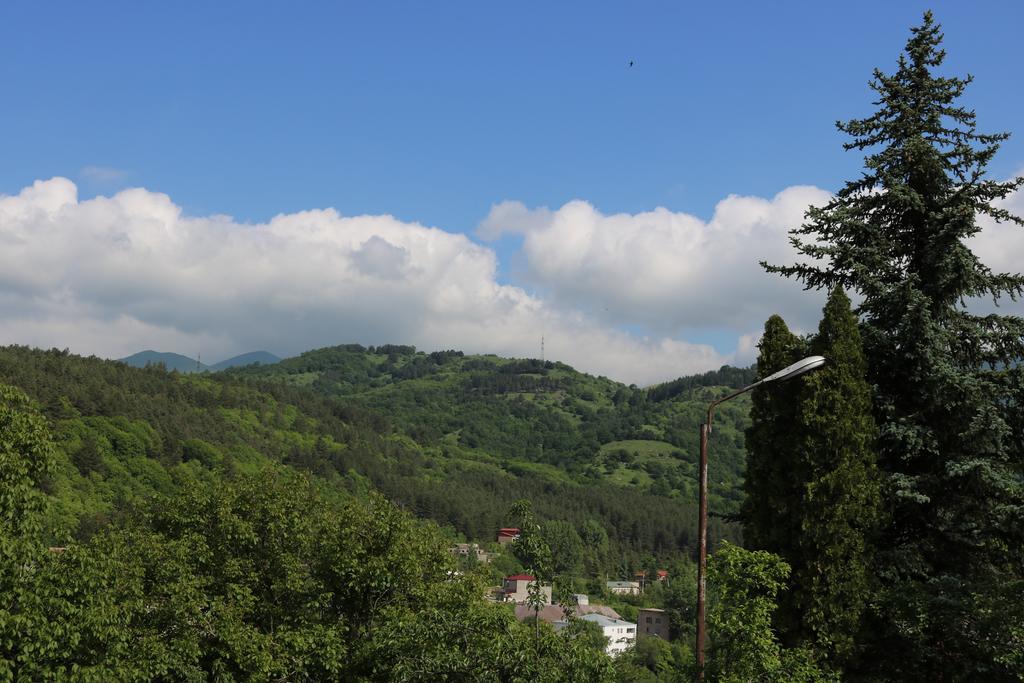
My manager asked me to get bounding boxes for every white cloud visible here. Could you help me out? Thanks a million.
[0,178,736,385]
[478,187,833,335]
[12,177,1012,386]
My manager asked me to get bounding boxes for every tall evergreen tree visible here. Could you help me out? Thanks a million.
[742,315,806,571]
[765,13,1024,678]
[790,287,879,665]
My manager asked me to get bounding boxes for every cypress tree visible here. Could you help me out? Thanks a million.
[791,287,879,665]
[742,315,806,582]
[765,12,1024,678]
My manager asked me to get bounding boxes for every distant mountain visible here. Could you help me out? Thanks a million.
[119,350,210,373]
[209,351,281,371]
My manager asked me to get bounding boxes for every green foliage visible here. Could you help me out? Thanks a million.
[790,288,880,661]
[744,291,881,666]
[510,499,554,580]
[2,456,618,681]
[765,12,1024,678]
[542,519,585,576]
[742,315,805,558]
[706,543,833,683]
[0,384,55,537]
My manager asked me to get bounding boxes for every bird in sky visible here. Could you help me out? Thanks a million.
[628,60,635,67]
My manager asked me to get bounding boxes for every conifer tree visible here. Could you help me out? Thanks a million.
[790,287,879,664]
[742,316,806,574]
[765,12,1024,678]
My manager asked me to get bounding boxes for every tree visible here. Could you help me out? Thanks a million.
[789,288,880,663]
[541,519,584,576]
[741,316,806,567]
[509,499,553,581]
[0,385,58,680]
[706,543,832,683]
[764,12,1024,678]
[0,384,55,538]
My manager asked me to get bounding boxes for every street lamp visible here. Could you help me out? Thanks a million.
[694,355,826,682]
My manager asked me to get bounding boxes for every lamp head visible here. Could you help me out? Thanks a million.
[758,355,826,385]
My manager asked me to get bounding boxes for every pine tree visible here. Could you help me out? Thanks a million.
[790,287,879,664]
[765,12,1024,678]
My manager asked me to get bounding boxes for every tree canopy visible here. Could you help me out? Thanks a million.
[765,12,1024,678]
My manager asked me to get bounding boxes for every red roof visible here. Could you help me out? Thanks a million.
[657,570,669,577]
[498,527,520,536]
[506,574,535,581]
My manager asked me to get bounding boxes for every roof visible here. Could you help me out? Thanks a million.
[578,604,622,620]
[638,607,666,613]
[579,613,636,629]
[514,603,623,623]
[514,604,565,622]
[498,527,520,535]
[656,569,669,577]
[506,574,535,581]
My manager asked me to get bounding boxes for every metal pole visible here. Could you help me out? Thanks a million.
[696,420,709,682]
[691,357,824,682]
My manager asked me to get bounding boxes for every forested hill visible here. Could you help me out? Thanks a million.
[0,344,751,567]
[225,344,755,514]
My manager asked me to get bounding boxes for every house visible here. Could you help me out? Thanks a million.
[606,580,641,595]
[513,602,622,624]
[449,542,491,564]
[497,527,521,546]
[501,574,552,605]
[637,607,670,640]
[656,569,669,583]
[562,613,636,656]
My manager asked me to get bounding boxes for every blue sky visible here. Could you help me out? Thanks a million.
[2,2,1022,384]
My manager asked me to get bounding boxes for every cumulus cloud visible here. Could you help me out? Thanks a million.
[11,177,1010,386]
[478,187,834,337]
[0,178,736,385]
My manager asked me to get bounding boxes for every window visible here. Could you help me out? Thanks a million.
[646,616,652,623]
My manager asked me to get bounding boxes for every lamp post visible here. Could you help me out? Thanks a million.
[694,355,826,682]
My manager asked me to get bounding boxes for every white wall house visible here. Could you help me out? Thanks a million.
[579,613,636,656]
[606,580,641,595]
[501,574,552,605]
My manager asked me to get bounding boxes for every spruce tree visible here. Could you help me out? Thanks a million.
[765,13,1024,678]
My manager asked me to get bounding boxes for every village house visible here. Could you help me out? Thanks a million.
[448,542,491,564]
[496,527,520,546]
[556,613,636,656]
[500,574,552,605]
[606,580,641,596]
[513,601,622,624]
[637,607,670,640]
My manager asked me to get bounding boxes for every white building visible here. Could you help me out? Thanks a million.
[606,580,641,595]
[500,574,552,605]
[578,613,636,656]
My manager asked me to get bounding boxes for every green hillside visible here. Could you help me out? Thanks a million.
[0,344,750,568]
[227,344,755,512]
